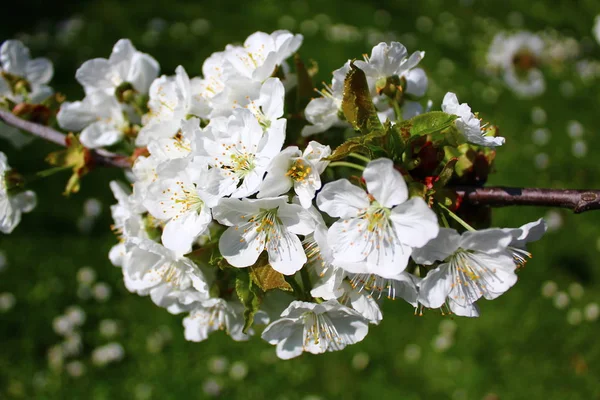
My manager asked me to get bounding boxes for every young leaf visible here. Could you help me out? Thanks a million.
[235,271,262,334]
[45,133,91,195]
[408,111,457,137]
[250,263,293,292]
[342,62,383,134]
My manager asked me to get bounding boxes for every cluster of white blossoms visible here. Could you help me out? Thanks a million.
[0,34,545,359]
[0,151,36,233]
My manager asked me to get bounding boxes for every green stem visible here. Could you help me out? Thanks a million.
[285,275,306,301]
[300,268,312,299]
[440,210,450,228]
[348,152,371,164]
[328,161,365,172]
[35,165,72,179]
[438,203,475,232]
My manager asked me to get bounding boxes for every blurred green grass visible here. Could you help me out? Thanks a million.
[2,0,600,399]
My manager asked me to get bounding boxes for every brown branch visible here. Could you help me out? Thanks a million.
[0,108,131,169]
[456,187,600,214]
[4,108,600,213]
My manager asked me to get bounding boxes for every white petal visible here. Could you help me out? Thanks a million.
[26,58,53,85]
[389,197,439,248]
[328,218,370,264]
[219,226,263,268]
[449,300,480,318]
[459,229,513,254]
[363,158,408,207]
[0,40,30,76]
[75,58,115,92]
[80,122,123,149]
[411,228,461,265]
[267,230,307,275]
[418,263,452,308]
[127,52,160,94]
[317,179,369,219]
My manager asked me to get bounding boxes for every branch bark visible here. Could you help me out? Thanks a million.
[456,186,600,214]
[0,108,131,169]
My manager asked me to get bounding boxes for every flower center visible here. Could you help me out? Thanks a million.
[228,152,256,178]
[512,49,537,73]
[302,312,343,349]
[285,159,312,182]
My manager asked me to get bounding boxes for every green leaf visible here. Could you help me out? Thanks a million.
[435,158,458,188]
[45,133,91,195]
[407,111,457,137]
[235,272,262,334]
[341,62,384,134]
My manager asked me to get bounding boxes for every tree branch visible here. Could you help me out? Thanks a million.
[4,108,600,213]
[0,108,131,169]
[456,186,600,214]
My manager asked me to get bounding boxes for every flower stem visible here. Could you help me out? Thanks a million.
[438,203,475,232]
[328,161,365,172]
[348,152,371,164]
[300,268,312,299]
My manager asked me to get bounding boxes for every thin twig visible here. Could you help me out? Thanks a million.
[456,186,600,214]
[0,108,131,169]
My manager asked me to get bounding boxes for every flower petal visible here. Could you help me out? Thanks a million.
[363,158,408,207]
[317,179,369,219]
[389,197,439,248]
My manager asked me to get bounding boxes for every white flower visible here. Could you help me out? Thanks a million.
[317,158,439,278]
[258,141,330,208]
[122,238,209,314]
[108,181,146,266]
[137,66,205,145]
[301,62,350,137]
[442,92,505,147]
[347,271,420,306]
[198,108,283,200]
[75,39,159,95]
[223,30,303,82]
[261,300,369,360]
[0,40,53,103]
[486,31,546,97]
[413,228,517,312]
[213,196,315,275]
[143,158,213,256]
[0,151,36,234]
[502,218,547,267]
[57,91,128,148]
[183,298,268,342]
[355,41,426,96]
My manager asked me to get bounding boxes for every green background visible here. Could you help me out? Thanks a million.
[1,0,600,398]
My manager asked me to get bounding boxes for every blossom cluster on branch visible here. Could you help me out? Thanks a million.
[0,31,549,359]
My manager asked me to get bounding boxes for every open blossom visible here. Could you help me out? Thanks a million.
[0,40,53,103]
[122,237,209,314]
[442,92,505,147]
[261,300,369,360]
[143,158,213,256]
[413,228,520,313]
[301,62,350,137]
[258,141,330,208]
[198,108,284,200]
[486,31,546,97]
[75,39,159,96]
[183,298,268,342]
[223,30,303,82]
[108,181,146,266]
[355,41,428,119]
[136,66,205,145]
[317,158,439,278]
[57,91,129,148]
[1,151,36,234]
[213,196,315,275]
